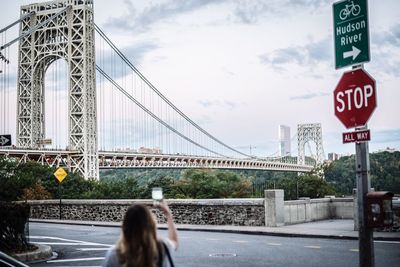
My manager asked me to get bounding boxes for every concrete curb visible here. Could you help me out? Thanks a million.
[13,244,53,263]
[30,219,400,241]
[158,226,359,241]
[158,225,400,241]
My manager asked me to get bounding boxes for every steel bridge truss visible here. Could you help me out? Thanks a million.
[0,149,313,172]
[297,123,325,166]
[15,0,98,179]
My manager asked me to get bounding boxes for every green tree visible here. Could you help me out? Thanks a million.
[172,169,251,199]
[370,152,400,193]
[324,155,355,195]
[298,174,336,198]
[83,176,142,199]
[0,156,96,200]
[274,177,298,200]
[324,151,400,195]
[21,184,52,200]
[0,158,52,201]
[0,157,21,201]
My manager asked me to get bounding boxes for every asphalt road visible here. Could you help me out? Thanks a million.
[28,222,400,267]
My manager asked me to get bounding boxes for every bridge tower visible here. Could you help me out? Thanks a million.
[297,123,324,166]
[16,0,98,179]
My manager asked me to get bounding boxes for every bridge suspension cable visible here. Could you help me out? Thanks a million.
[0,6,71,51]
[94,24,253,159]
[0,30,11,136]
[96,65,226,157]
[0,11,35,34]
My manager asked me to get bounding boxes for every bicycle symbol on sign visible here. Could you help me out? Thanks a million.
[339,0,361,20]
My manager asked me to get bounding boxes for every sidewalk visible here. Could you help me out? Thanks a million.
[30,219,400,241]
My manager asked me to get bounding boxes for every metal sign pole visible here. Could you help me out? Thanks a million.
[355,124,374,267]
[58,183,62,220]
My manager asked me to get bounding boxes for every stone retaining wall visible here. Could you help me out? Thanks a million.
[28,199,265,226]
[26,192,398,230]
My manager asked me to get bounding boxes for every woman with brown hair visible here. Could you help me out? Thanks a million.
[102,201,178,267]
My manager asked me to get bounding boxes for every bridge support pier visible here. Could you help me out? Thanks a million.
[15,0,98,180]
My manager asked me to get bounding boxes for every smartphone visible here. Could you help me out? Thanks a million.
[152,187,163,205]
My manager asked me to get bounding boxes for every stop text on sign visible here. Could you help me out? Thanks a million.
[336,84,373,112]
[333,68,376,129]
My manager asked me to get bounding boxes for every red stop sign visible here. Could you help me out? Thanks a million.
[334,68,377,129]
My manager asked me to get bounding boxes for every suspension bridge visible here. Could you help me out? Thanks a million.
[0,0,319,180]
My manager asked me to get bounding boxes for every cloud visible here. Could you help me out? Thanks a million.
[285,0,331,9]
[121,42,160,65]
[289,92,329,100]
[372,23,400,47]
[193,115,213,127]
[233,0,331,24]
[370,23,400,77]
[104,0,223,33]
[104,0,332,32]
[259,38,332,71]
[307,38,331,63]
[233,1,273,24]
[198,99,241,110]
[373,129,400,144]
[260,48,305,66]
[1,71,17,90]
[96,41,159,79]
[372,50,400,77]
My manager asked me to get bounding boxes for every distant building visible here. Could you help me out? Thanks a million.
[278,125,291,156]
[328,152,341,161]
[138,147,162,154]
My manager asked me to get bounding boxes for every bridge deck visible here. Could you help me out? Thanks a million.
[0,148,313,173]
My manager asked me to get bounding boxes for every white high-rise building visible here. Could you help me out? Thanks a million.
[279,125,291,156]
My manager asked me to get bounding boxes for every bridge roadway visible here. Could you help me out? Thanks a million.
[0,148,313,173]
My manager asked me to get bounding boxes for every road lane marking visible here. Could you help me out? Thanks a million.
[374,240,400,244]
[47,257,105,263]
[350,249,359,252]
[31,236,79,240]
[209,253,237,257]
[30,236,112,247]
[77,248,110,251]
[232,240,248,243]
[267,243,281,246]
[206,238,222,241]
[34,242,106,246]
[304,245,321,249]
[34,241,112,247]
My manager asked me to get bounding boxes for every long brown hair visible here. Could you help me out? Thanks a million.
[116,204,162,267]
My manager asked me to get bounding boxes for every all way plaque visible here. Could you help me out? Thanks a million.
[342,129,370,144]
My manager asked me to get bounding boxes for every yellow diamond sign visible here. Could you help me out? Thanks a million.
[54,167,68,183]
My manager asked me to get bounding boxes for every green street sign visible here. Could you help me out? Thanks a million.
[333,0,370,69]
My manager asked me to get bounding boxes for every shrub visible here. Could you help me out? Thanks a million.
[0,202,31,253]
[21,183,52,200]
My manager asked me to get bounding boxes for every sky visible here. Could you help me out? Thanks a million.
[1,0,399,158]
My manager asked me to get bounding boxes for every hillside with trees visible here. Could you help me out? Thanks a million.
[324,151,400,195]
